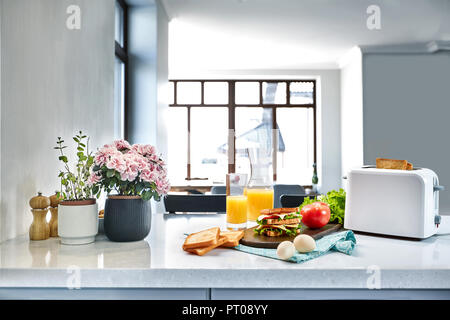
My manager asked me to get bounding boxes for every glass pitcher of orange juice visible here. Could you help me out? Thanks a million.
[245,147,274,221]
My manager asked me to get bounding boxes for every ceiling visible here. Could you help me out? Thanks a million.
[163,0,450,73]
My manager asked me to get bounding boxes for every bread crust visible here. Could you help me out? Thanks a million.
[263,217,301,225]
[186,236,227,256]
[260,207,298,215]
[264,228,300,237]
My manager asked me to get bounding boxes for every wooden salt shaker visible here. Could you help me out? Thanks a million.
[29,192,50,240]
[48,192,62,237]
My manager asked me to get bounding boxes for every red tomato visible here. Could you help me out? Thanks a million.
[300,202,331,229]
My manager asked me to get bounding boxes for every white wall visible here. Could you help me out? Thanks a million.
[0,0,115,242]
[362,51,450,214]
[170,69,342,193]
[340,48,364,178]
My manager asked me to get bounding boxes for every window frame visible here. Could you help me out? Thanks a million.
[168,79,317,184]
[115,0,129,139]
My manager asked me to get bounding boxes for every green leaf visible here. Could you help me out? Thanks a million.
[141,191,151,201]
[106,170,115,178]
[58,156,68,163]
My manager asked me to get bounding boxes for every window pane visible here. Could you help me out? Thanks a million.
[290,81,314,104]
[114,57,125,139]
[177,82,201,104]
[235,82,259,104]
[262,82,286,104]
[167,108,188,184]
[115,1,124,47]
[276,108,314,184]
[235,107,273,177]
[204,82,228,104]
[191,107,228,181]
[168,81,174,105]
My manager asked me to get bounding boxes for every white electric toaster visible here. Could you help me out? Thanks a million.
[344,166,444,239]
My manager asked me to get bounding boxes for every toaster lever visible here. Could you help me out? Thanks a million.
[434,185,445,192]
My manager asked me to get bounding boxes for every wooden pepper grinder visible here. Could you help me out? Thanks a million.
[29,192,50,240]
[49,192,62,237]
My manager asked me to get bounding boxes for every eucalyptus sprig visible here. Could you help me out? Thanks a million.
[54,131,95,201]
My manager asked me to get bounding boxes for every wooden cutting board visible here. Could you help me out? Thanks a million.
[240,223,342,249]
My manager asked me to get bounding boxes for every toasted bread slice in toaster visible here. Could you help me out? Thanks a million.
[376,158,408,170]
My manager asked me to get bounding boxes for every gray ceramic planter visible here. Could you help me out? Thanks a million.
[104,196,151,242]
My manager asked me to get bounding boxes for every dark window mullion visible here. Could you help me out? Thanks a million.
[229,81,236,174]
[187,106,191,180]
[115,0,128,140]
[115,41,127,63]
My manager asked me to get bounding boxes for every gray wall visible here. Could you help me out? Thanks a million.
[0,0,115,242]
[362,52,450,213]
[127,0,169,213]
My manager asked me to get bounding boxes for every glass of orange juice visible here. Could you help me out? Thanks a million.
[226,173,248,230]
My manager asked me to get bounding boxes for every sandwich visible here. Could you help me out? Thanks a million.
[254,208,302,237]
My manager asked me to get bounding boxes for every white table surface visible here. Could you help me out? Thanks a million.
[1,213,450,289]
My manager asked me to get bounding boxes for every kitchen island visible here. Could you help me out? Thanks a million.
[1,214,450,300]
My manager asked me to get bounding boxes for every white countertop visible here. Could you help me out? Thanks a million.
[1,213,450,289]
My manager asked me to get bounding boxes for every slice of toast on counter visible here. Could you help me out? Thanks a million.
[220,230,244,247]
[182,227,220,250]
[376,158,412,170]
[186,236,227,256]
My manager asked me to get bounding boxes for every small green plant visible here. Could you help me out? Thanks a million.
[54,131,95,201]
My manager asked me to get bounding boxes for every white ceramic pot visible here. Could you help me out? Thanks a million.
[58,200,98,245]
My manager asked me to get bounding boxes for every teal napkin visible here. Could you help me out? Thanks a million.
[234,230,356,263]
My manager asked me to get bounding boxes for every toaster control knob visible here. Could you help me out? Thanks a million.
[434,185,445,192]
[435,215,441,228]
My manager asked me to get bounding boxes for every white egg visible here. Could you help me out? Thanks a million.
[276,241,295,260]
[294,234,316,253]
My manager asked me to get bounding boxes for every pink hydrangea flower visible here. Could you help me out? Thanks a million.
[87,172,101,186]
[114,139,131,151]
[106,154,126,173]
[144,144,156,156]
[140,169,156,183]
[131,144,146,155]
